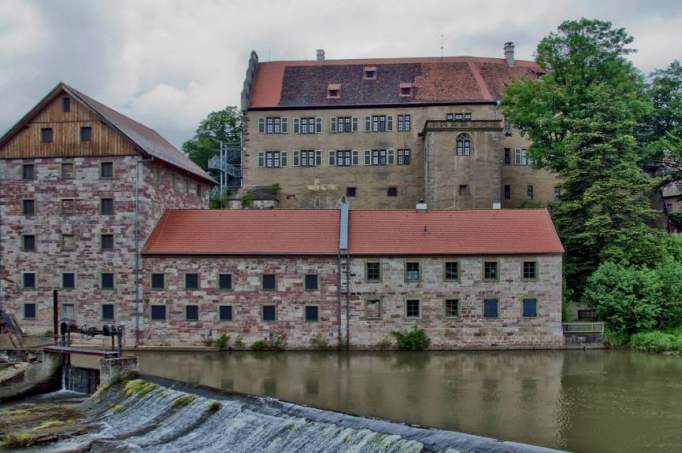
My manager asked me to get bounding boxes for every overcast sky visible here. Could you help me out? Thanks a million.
[1,0,680,147]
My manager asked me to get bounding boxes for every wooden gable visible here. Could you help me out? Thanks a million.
[0,88,138,159]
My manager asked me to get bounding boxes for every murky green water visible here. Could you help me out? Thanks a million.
[131,350,682,452]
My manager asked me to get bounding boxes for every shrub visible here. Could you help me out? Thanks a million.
[241,191,254,207]
[251,334,286,351]
[251,340,268,351]
[630,330,682,353]
[655,256,682,328]
[391,327,431,351]
[310,334,331,350]
[213,334,230,350]
[234,336,245,349]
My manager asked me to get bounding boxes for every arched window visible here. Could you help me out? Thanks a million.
[456,134,472,156]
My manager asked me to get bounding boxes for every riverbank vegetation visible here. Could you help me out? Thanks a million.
[502,19,682,353]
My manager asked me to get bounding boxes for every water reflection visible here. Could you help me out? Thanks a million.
[132,350,682,452]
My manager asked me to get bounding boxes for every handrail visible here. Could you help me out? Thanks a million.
[562,322,604,334]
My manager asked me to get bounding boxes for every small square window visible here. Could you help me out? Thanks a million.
[365,299,381,319]
[445,262,459,281]
[186,305,199,321]
[523,261,537,280]
[23,272,36,289]
[80,127,92,142]
[305,274,318,290]
[484,299,499,318]
[328,89,340,98]
[151,273,165,289]
[100,198,114,215]
[61,234,75,251]
[101,234,114,250]
[387,187,398,197]
[262,305,276,321]
[400,86,412,96]
[262,274,276,290]
[458,184,469,196]
[100,162,114,178]
[484,261,498,280]
[364,67,377,80]
[41,128,53,143]
[445,299,459,318]
[305,305,319,322]
[151,305,166,320]
[102,304,115,321]
[22,199,35,216]
[366,262,381,282]
[405,262,420,282]
[405,299,420,319]
[24,303,36,319]
[185,273,199,289]
[22,164,35,180]
[219,305,233,321]
[219,273,232,290]
[61,199,75,215]
[23,235,36,252]
[346,187,357,197]
[101,273,115,289]
[62,273,75,289]
[523,298,538,318]
[61,163,74,179]
[62,97,71,112]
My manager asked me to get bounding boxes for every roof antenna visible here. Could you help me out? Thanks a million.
[440,34,444,58]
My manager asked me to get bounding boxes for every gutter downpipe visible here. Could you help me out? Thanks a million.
[338,201,350,349]
[134,158,141,347]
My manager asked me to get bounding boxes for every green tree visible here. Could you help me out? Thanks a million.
[182,106,242,170]
[501,19,660,296]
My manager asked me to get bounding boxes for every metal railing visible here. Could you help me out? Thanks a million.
[562,322,604,334]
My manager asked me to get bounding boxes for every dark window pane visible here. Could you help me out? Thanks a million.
[23,273,36,288]
[366,262,381,281]
[406,300,420,318]
[102,304,114,320]
[523,298,537,318]
[151,305,166,320]
[305,274,318,290]
[101,198,114,215]
[41,128,53,143]
[504,185,511,200]
[445,299,459,317]
[262,305,276,321]
[22,164,34,180]
[523,261,537,279]
[24,303,36,319]
[484,262,498,280]
[101,273,114,289]
[504,148,511,165]
[101,234,114,250]
[219,273,232,289]
[62,97,70,112]
[185,273,199,289]
[484,299,499,318]
[151,273,165,289]
[23,199,35,216]
[62,273,75,289]
[23,235,35,251]
[445,262,458,280]
[346,187,356,197]
[387,187,398,197]
[100,162,113,178]
[80,127,92,141]
[405,262,420,281]
[219,305,233,321]
[186,305,199,321]
[305,306,319,322]
[262,274,276,290]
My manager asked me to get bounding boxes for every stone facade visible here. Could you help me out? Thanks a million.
[139,254,563,349]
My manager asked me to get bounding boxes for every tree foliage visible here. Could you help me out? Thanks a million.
[182,106,242,170]
[501,19,661,296]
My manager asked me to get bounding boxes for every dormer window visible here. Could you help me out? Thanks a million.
[364,67,377,80]
[399,83,413,97]
[327,83,341,99]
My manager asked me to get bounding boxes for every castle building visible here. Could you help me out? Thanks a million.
[239,43,559,210]
[0,83,213,343]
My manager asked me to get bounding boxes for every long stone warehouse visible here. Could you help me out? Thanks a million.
[0,50,565,349]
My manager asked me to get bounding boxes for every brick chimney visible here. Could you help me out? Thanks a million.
[316,49,325,62]
[504,42,514,67]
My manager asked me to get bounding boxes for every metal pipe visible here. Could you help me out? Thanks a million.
[336,253,341,346]
[53,289,59,344]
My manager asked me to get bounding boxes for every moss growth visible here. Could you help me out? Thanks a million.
[124,379,157,398]
[2,432,35,448]
[207,401,222,412]
[172,395,196,408]
[33,420,65,431]
[111,404,125,413]
[119,369,140,383]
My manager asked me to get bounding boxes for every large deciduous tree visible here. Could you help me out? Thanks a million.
[182,106,242,170]
[501,19,661,298]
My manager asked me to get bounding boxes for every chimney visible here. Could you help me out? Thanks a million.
[504,42,515,67]
[416,200,428,213]
[316,49,325,62]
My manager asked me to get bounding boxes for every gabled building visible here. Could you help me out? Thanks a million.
[240,43,559,210]
[0,83,213,342]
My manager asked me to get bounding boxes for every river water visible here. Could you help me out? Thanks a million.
[131,350,682,452]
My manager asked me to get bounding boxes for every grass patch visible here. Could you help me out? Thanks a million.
[172,395,196,408]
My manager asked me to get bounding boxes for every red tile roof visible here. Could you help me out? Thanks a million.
[143,209,341,255]
[143,208,563,256]
[249,56,540,109]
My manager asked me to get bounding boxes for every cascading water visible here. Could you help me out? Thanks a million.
[18,377,561,452]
